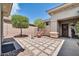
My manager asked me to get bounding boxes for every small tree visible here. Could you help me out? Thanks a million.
[34,18,46,31]
[11,15,29,36]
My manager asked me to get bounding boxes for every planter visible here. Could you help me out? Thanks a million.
[49,32,59,38]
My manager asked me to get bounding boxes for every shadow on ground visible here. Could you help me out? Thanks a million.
[14,34,28,38]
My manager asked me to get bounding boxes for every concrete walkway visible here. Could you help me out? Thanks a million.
[58,38,79,56]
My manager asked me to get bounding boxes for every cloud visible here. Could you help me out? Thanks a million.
[11,3,20,15]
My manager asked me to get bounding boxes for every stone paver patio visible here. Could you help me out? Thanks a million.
[15,36,64,56]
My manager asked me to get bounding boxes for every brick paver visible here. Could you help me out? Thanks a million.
[15,36,63,56]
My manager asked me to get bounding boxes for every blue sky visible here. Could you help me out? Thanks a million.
[11,3,62,24]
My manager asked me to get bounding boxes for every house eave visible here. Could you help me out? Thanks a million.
[48,3,79,15]
[3,3,13,17]
[57,15,79,21]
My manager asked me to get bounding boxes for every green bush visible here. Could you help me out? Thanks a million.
[75,21,79,38]
[11,15,29,36]
[76,21,79,33]
[34,18,46,30]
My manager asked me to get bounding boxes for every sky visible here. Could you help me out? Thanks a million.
[11,3,62,24]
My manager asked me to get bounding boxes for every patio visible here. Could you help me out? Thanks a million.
[15,36,64,56]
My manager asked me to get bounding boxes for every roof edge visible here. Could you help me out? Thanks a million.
[48,3,73,14]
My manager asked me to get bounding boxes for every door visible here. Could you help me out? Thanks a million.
[62,24,68,37]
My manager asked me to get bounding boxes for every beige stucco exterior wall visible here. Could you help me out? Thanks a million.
[3,22,20,38]
[50,4,79,21]
[50,20,58,32]
[3,22,37,38]
[49,4,79,38]
[45,24,51,36]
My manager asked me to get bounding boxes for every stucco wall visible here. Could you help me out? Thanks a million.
[44,25,51,36]
[50,20,58,32]
[50,5,79,21]
[3,22,37,38]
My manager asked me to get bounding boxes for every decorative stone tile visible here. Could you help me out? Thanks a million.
[50,41,55,43]
[42,42,46,44]
[51,44,57,47]
[28,41,33,43]
[43,44,49,47]
[46,42,51,45]
[54,42,60,46]
[26,44,32,48]
[25,43,29,45]
[39,43,43,45]
[25,40,30,42]
[28,46,35,50]
[32,49,41,55]
[55,41,60,44]
[15,36,63,56]
[45,40,49,42]
[38,52,48,56]
[35,44,40,47]
[31,42,36,45]
[39,46,45,50]
[48,46,55,51]
[44,49,52,55]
